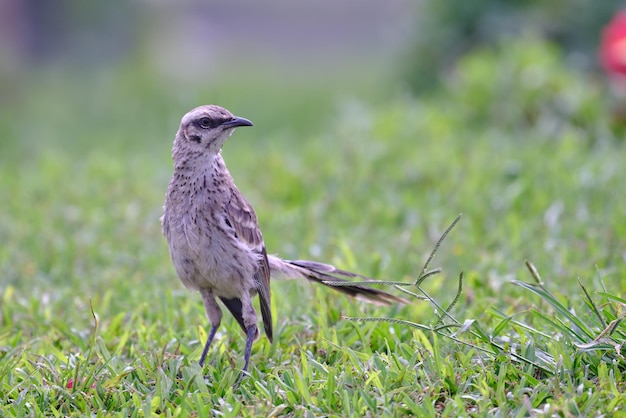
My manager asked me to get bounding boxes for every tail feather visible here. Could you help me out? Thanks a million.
[267,255,408,305]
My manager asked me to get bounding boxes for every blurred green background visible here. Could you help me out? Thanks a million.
[0,0,618,156]
[2,0,625,320]
[2,0,626,414]
[1,0,625,325]
[0,0,621,284]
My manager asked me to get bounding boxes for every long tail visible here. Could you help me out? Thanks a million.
[267,255,408,305]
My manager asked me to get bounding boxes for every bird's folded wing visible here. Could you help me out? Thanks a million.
[225,191,273,341]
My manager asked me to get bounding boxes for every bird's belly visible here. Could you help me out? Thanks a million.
[167,221,258,297]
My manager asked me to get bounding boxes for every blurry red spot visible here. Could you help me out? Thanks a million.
[600,11,626,76]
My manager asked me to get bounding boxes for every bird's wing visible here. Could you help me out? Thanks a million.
[225,189,273,342]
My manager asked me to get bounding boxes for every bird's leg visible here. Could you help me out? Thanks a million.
[199,289,222,368]
[236,325,258,384]
[199,324,219,367]
[242,325,257,373]
[230,289,260,381]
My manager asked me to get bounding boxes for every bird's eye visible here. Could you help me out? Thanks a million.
[198,117,212,129]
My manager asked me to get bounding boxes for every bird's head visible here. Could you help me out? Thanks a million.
[174,105,253,156]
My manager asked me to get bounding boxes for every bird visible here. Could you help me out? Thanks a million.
[161,105,406,378]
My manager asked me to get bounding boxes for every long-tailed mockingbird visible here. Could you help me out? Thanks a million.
[162,105,406,377]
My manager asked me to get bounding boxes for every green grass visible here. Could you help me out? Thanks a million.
[1,38,626,416]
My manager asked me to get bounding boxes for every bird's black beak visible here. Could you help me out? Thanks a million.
[222,116,253,128]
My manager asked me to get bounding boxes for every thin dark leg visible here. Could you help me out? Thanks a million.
[242,325,256,372]
[236,325,258,384]
[199,324,219,367]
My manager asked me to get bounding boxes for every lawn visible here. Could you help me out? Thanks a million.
[1,39,625,416]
